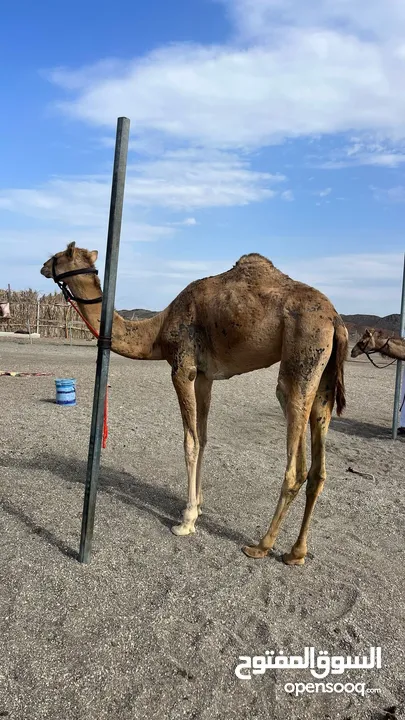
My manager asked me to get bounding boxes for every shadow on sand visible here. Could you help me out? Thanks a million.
[0,452,248,559]
[330,416,394,440]
[0,497,78,560]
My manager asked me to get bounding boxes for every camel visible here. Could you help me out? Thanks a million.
[351,328,405,362]
[41,242,348,566]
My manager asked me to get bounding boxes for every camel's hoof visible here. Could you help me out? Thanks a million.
[171,523,196,537]
[282,552,305,566]
[242,544,270,559]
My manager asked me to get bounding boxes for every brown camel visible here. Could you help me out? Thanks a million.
[351,328,405,361]
[41,243,348,565]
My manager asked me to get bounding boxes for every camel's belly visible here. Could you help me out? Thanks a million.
[210,370,231,380]
[205,355,278,382]
[200,337,282,382]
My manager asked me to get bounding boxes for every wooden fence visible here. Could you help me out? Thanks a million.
[0,288,94,340]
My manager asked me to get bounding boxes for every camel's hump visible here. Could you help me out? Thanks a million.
[234,253,274,268]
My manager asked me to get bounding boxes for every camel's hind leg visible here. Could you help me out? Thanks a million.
[277,383,308,494]
[195,374,213,515]
[242,378,318,559]
[282,367,334,566]
[242,341,331,560]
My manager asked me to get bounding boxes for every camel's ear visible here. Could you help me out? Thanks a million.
[365,328,372,337]
[88,250,98,265]
[67,241,76,259]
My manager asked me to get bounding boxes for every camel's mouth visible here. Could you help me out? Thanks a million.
[40,263,52,278]
[350,346,361,358]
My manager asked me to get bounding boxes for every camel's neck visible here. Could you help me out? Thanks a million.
[66,275,166,360]
[377,337,405,361]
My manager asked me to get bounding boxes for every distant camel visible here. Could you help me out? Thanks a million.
[351,328,405,435]
[351,328,405,362]
[41,243,348,566]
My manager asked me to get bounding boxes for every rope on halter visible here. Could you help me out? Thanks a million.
[363,337,397,369]
[50,254,110,448]
[364,352,397,369]
[66,297,109,449]
[400,395,405,413]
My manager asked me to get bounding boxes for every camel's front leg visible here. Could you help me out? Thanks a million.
[171,365,200,536]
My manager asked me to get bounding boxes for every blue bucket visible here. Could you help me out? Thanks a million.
[55,378,76,406]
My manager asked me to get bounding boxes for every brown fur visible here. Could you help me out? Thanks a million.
[333,319,348,416]
[41,245,349,565]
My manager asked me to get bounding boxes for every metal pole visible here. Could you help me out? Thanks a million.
[78,117,130,563]
[392,252,405,439]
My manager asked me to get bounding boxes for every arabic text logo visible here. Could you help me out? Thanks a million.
[234,646,381,681]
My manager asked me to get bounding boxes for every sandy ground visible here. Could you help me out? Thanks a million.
[0,337,404,720]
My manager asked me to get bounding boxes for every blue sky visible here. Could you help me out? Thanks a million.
[0,0,404,314]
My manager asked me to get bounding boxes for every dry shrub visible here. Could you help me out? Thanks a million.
[0,288,94,340]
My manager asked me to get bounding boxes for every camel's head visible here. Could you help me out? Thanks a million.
[350,328,375,358]
[40,242,98,280]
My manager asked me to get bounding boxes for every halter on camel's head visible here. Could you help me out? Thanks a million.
[41,242,102,305]
[350,328,395,368]
[350,328,376,358]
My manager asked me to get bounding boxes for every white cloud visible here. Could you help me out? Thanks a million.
[47,1,405,150]
[361,153,405,167]
[222,0,405,44]
[320,154,405,169]
[315,187,332,197]
[278,251,404,314]
[166,260,227,273]
[313,137,405,168]
[280,190,294,201]
[371,185,405,203]
[0,223,178,302]
[0,149,282,219]
[282,252,403,284]
[0,179,109,227]
[125,148,283,208]
[117,259,230,284]
[97,133,169,156]
[173,218,198,226]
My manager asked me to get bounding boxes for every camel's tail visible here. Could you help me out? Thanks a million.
[331,317,349,416]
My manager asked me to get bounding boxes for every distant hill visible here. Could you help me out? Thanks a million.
[341,314,400,332]
[117,309,401,341]
[341,314,401,339]
[119,308,158,320]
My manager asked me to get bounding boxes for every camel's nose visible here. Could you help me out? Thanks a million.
[40,263,51,278]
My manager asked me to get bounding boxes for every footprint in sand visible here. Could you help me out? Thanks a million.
[255,576,360,626]
[305,581,360,623]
